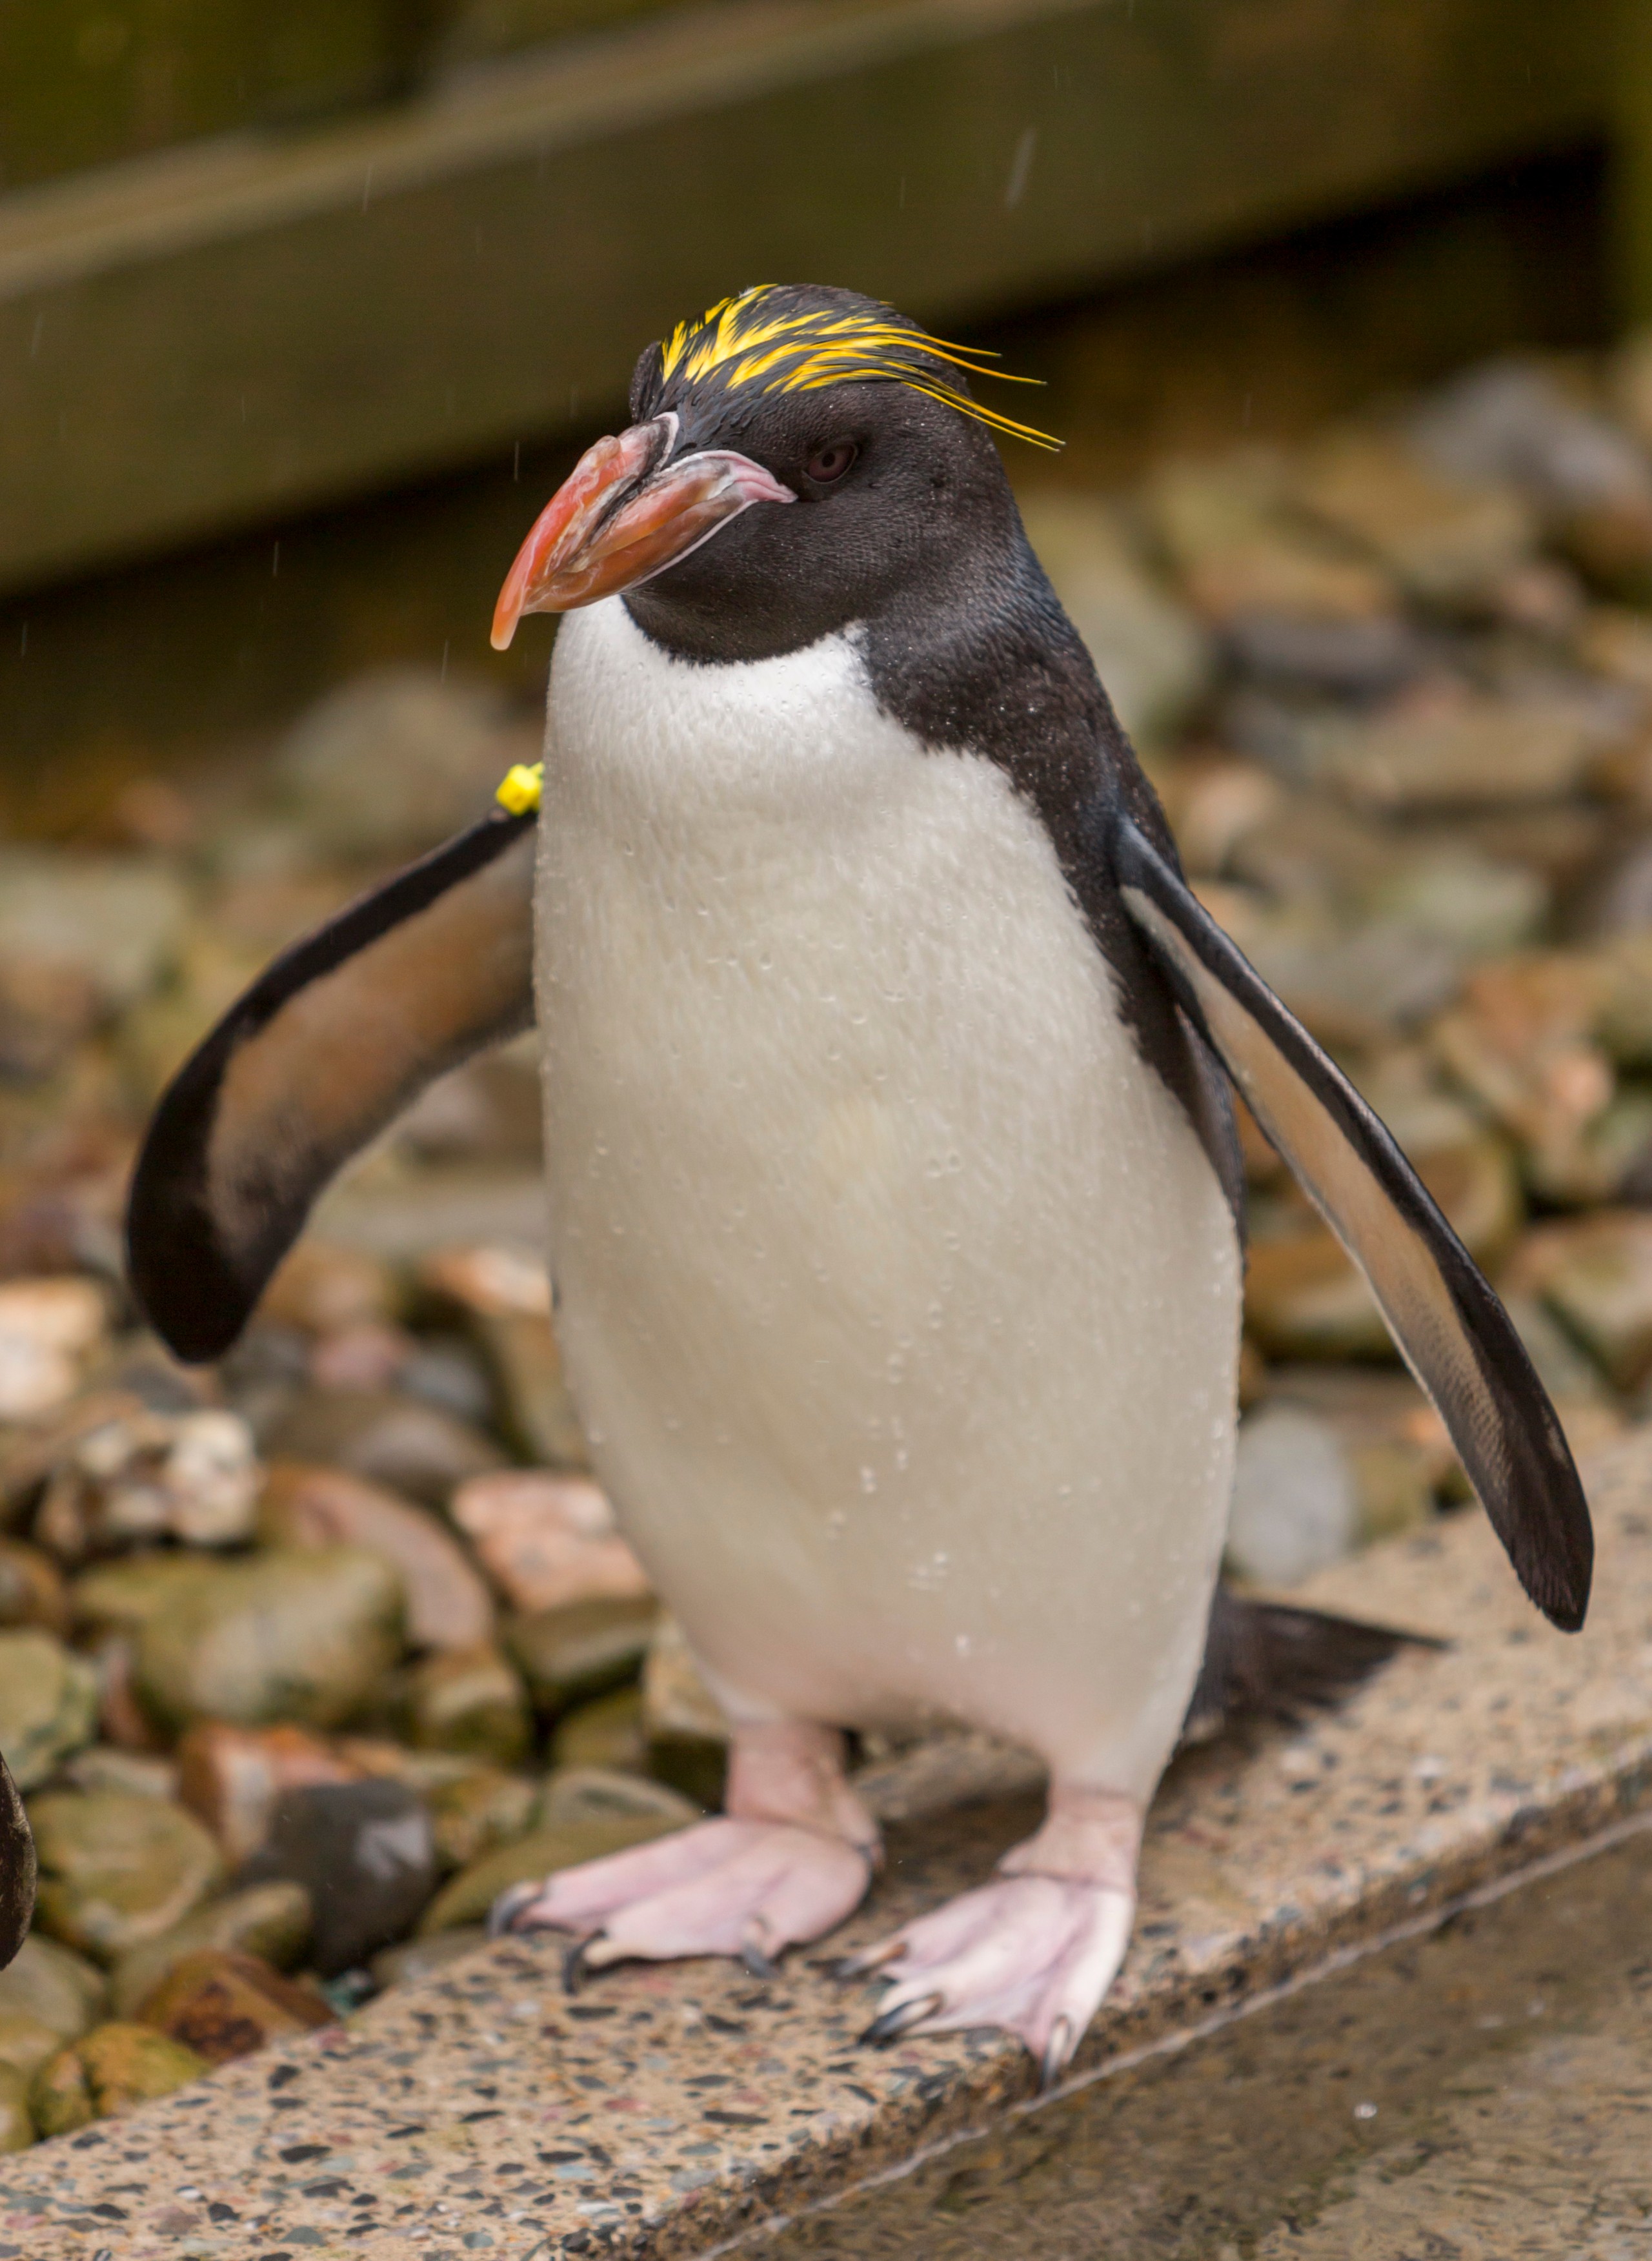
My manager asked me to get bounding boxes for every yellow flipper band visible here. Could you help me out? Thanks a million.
[496,762,543,816]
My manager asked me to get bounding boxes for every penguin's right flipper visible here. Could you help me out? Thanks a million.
[127,809,536,1365]
[1109,809,1592,1634]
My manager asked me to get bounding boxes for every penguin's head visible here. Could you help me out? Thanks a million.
[491,284,1058,664]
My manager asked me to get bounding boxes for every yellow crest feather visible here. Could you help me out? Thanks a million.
[654,287,1061,451]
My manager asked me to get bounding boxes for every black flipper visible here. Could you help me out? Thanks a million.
[1105,807,1591,1632]
[1182,1585,1438,1745]
[127,809,536,1363]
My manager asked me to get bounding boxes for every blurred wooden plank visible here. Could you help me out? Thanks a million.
[1617,0,1652,325]
[0,0,1611,595]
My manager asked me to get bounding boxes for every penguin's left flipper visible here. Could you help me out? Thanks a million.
[127,809,537,1364]
[1109,809,1593,1635]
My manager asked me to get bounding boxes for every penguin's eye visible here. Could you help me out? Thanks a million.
[805,440,858,485]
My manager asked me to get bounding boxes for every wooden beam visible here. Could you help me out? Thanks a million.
[1615,0,1652,326]
[0,0,1610,596]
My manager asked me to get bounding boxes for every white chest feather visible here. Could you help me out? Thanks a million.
[535,599,1240,1792]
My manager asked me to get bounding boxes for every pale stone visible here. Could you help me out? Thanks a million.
[1226,1405,1359,1587]
[450,1470,649,1613]
[1019,491,1213,747]
[257,1461,494,1651]
[134,1547,404,1734]
[30,1791,224,1963]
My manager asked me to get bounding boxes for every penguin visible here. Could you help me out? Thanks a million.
[126,285,1590,2085]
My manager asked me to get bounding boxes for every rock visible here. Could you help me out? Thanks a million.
[308,1321,418,1392]
[1019,492,1213,747]
[478,1312,590,1470]
[402,1643,531,1767]
[425,1767,537,1872]
[134,1948,333,2065]
[1221,609,1426,697]
[0,955,97,1083]
[1429,953,1621,1202]
[271,668,539,861]
[70,1549,220,1639]
[59,1747,178,1801]
[30,1791,223,1963]
[1142,451,1396,625]
[0,853,188,1015]
[0,1541,68,1637]
[1156,753,1282,877]
[0,2009,72,2084]
[216,1322,311,1445]
[643,1618,729,1810]
[1262,1367,1452,1541]
[0,1637,96,1790]
[1234,900,1464,1047]
[1294,681,1624,813]
[259,1242,399,1337]
[370,1927,489,1989]
[263,1388,503,1509]
[37,1406,260,1559]
[1242,1224,1391,1362]
[1362,851,1547,964]
[642,1616,727,1744]
[1505,1212,1652,1391]
[538,1767,701,1831]
[0,1630,98,1789]
[0,2064,32,2149]
[241,1779,438,1976]
[31,2022,208,2133]
[258,1461,494,1651]
[396,1337,495,1428]
[0,1277,107,1420]
[451,1470,649,1613]
[419,1245,589,1468]
[1412,358,1652,592]
[1226,1404,1359,1587]
[134,1546,405,1734]
[0,1934,105,2047]
[393,1046,545,1168]
[549,1687,650,1777]
[504,1596,659,1712]
[1293,427,1536,604]
[419,1813,684,1935]
[108,1881,313,2018]
[417,1242,552,1320]
[176,1721,370,1867]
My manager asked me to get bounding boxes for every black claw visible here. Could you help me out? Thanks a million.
[563,1938,592,1996]
[487,1881,540,1939]
[741,1940,781,1982]
[1039,2015,1076,2094]
[858,1991,942,2049]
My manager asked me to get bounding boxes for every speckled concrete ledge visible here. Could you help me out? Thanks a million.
[8,1427,1652,2261]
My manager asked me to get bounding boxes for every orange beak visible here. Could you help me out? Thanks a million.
[490,412,796,649]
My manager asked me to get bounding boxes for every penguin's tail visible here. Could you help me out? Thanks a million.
[1180,1583,1443,1747]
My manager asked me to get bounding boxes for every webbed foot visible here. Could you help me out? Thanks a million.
[490,1718,878,1978]
[492,1814,873,1975]
[845,1783,1142,2086]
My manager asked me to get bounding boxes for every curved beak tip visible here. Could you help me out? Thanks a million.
[490,420,793,638]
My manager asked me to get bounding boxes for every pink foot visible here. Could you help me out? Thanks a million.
[845,1784,1143,2087]
[492,1815,872,1979]
[491,1719,878,1982]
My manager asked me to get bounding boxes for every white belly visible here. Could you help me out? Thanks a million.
[535,600,1241,1794]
